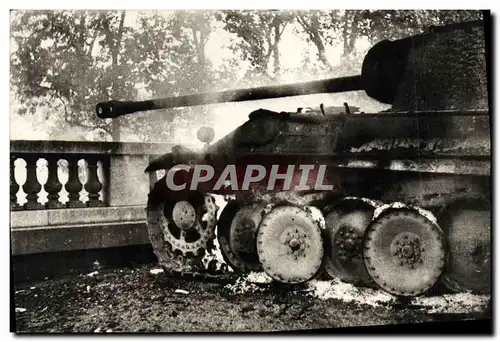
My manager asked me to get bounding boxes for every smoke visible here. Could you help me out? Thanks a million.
[140,12,393,147]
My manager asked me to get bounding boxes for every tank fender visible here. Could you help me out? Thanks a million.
[145,152,174,172]
[144,145,202,172]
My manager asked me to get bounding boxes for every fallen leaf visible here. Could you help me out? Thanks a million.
[149,268,164,275]
[174,289,189,295]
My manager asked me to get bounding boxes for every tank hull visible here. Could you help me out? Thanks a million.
[145,108,490,295]
[147,109,490,201]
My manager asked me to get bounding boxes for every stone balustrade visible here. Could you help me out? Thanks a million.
[10,140,173,255]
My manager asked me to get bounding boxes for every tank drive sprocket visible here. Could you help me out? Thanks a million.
[438,201,491,294]
[363,208,447,297]
[217,201,264,273]
[322,199,376,286]
[146,190,218,272]
[256,205,324,284]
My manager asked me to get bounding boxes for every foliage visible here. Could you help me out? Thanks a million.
[10,10,485,142]
[216,10,295,83]
[11,11,134,140]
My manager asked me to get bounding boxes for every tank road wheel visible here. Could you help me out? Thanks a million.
[256,205,324,284]
[217,202,263,273]
[146,191,218,272]
[439,202,491,294]
[363,208,446,297]
[323,199,376,286]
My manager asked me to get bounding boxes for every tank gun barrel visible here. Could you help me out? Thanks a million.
[96,75,362,119]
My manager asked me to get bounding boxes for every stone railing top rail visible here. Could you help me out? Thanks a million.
[10,140,174,156]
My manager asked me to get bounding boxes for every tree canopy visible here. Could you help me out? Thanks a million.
[10,10,484,142]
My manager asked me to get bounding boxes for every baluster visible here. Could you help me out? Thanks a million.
[99,159,110,205]
[10,155,22,211]
[85,156,104,207]
[65,157,85,208]
[44,156,64,209]
[22,155,44,210]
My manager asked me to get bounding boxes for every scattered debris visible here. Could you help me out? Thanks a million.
[149,268,164,275]
[225,273,271,294]
[245,272,273,284]
[174,289,189,295]
[240,304,255,313]
[412,293,490,314]
[12,261,491,332]
[271,304,286,317]
[201,236,227,272]
[307,279,395,307]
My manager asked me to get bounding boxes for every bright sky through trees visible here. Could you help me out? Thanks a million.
[10,10,482,147]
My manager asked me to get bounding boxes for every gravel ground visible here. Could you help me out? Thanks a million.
[12,263,492,333]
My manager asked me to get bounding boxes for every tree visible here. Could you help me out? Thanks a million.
[10,10,242,143]
[216,10,294,84]
[11,10,484,143]
[293,10,484,75]
[122,11,243,143]
[357,10,483,44]
[10,10,140,141]
[295,10,338,70]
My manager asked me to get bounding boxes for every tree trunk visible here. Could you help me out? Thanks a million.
[110,11,126,142]
[347,12,359,55]
[297,13,332,69]
[342,11,350,57]
[198,29,206,79]
[193,13,210,90]
[272,21,281,77]
[342,11,359,57]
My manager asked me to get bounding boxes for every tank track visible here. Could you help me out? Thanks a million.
[146,193,239,284]
[146,191,490,296]
[145,188,331,284]
[147,221,239,284]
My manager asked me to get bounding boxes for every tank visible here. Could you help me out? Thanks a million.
[96,18,490,297]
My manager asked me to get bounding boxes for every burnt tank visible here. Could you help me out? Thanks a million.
[96,19,490,297]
